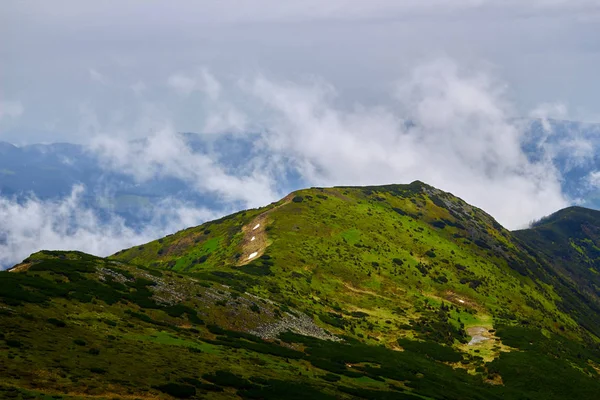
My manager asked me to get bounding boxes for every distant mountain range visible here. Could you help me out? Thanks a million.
[1,120,599,232]
[0,136,218,229]
[523,119,600,208]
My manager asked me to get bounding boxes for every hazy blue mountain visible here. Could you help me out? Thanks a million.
[522,119,600,209]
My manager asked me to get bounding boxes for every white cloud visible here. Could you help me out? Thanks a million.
[0,100,24,121]
[586,171,600,188]
[526,102,600,169]
[9,1,600,26]
[529,102,568,133]
[0,185,222,268]
[90,126,280,208]
[0,59,585,269]
[166,69,221,98]
[246,60,568,228]
[167,73,198,96]
[88,60,571,229]
[89,68,108,85]
[130,81,147,96]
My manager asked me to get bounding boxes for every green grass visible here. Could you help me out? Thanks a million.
[2,182,600,399]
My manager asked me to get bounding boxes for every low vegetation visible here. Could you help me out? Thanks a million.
[1,182,599,399]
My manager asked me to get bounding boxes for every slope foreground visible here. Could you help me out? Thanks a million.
[1,182,599,399]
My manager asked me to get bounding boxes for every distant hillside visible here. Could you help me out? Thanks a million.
[1,182,599,399]
[515,206,600,326]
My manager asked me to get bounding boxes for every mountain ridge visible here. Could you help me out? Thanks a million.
[1,181,600,399]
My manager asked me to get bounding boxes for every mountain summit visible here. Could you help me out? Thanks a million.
[1,182,599,399]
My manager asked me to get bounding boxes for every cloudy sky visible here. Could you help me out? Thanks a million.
[2,0,600,142]
[1,1,600,266]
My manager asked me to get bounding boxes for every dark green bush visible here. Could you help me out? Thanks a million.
[202,370,255,390]
[397,338,462,362]
[321,373,341,382]
[47,318,66,327]
[154,383,196,398]
[6,339,22,348]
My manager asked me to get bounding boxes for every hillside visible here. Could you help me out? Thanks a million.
[1,182,600,399]
[514,206,600,334]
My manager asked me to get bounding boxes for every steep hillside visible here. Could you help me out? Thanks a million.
[515,206,600,297]
[514,206,600,334]
[1,182,600,400]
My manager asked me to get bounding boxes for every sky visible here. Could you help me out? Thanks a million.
[1,1,600,266]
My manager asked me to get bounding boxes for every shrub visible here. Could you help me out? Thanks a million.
[202,370,255,390]
[47,318,66,327]
[321,373,341,382]
[350,311,369,319]
[431,220,446,229]
[397,338,462,362]
[6,339,22,348]
[292,196,304,203]
[154,383,196,398]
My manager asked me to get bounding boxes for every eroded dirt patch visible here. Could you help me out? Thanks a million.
[237,214,270,265]
[444,291,480,310]
[236,194,293,266]
[467,326,491,345]
[7,262,34,273]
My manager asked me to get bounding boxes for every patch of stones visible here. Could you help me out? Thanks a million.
[250,309,340,342]
[97,267,132,284]
[138,272,189,305]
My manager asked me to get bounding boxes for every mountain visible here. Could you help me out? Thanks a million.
[1,182,600,399]
[514,207,600,332]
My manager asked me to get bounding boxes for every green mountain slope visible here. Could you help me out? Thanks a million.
[1,182,599,399]
[515,206,600,304]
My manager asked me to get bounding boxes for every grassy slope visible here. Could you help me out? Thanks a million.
[2,182,600,399]
[515,206,600,290]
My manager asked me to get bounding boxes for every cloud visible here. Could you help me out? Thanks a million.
[130,81,147,96]
[0,59,581,269]
[0,100,24,121]
[586,171,600,189]
[529,102,568,132]
[95,59,570,229]
[0,185,222,268]
[10,1,600,26]
[245,59,568,228]
[89,68,108,85]
[526,103,600,170]
[167,73,198,96]
[90,126,281,208]
[167,69,221,99]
